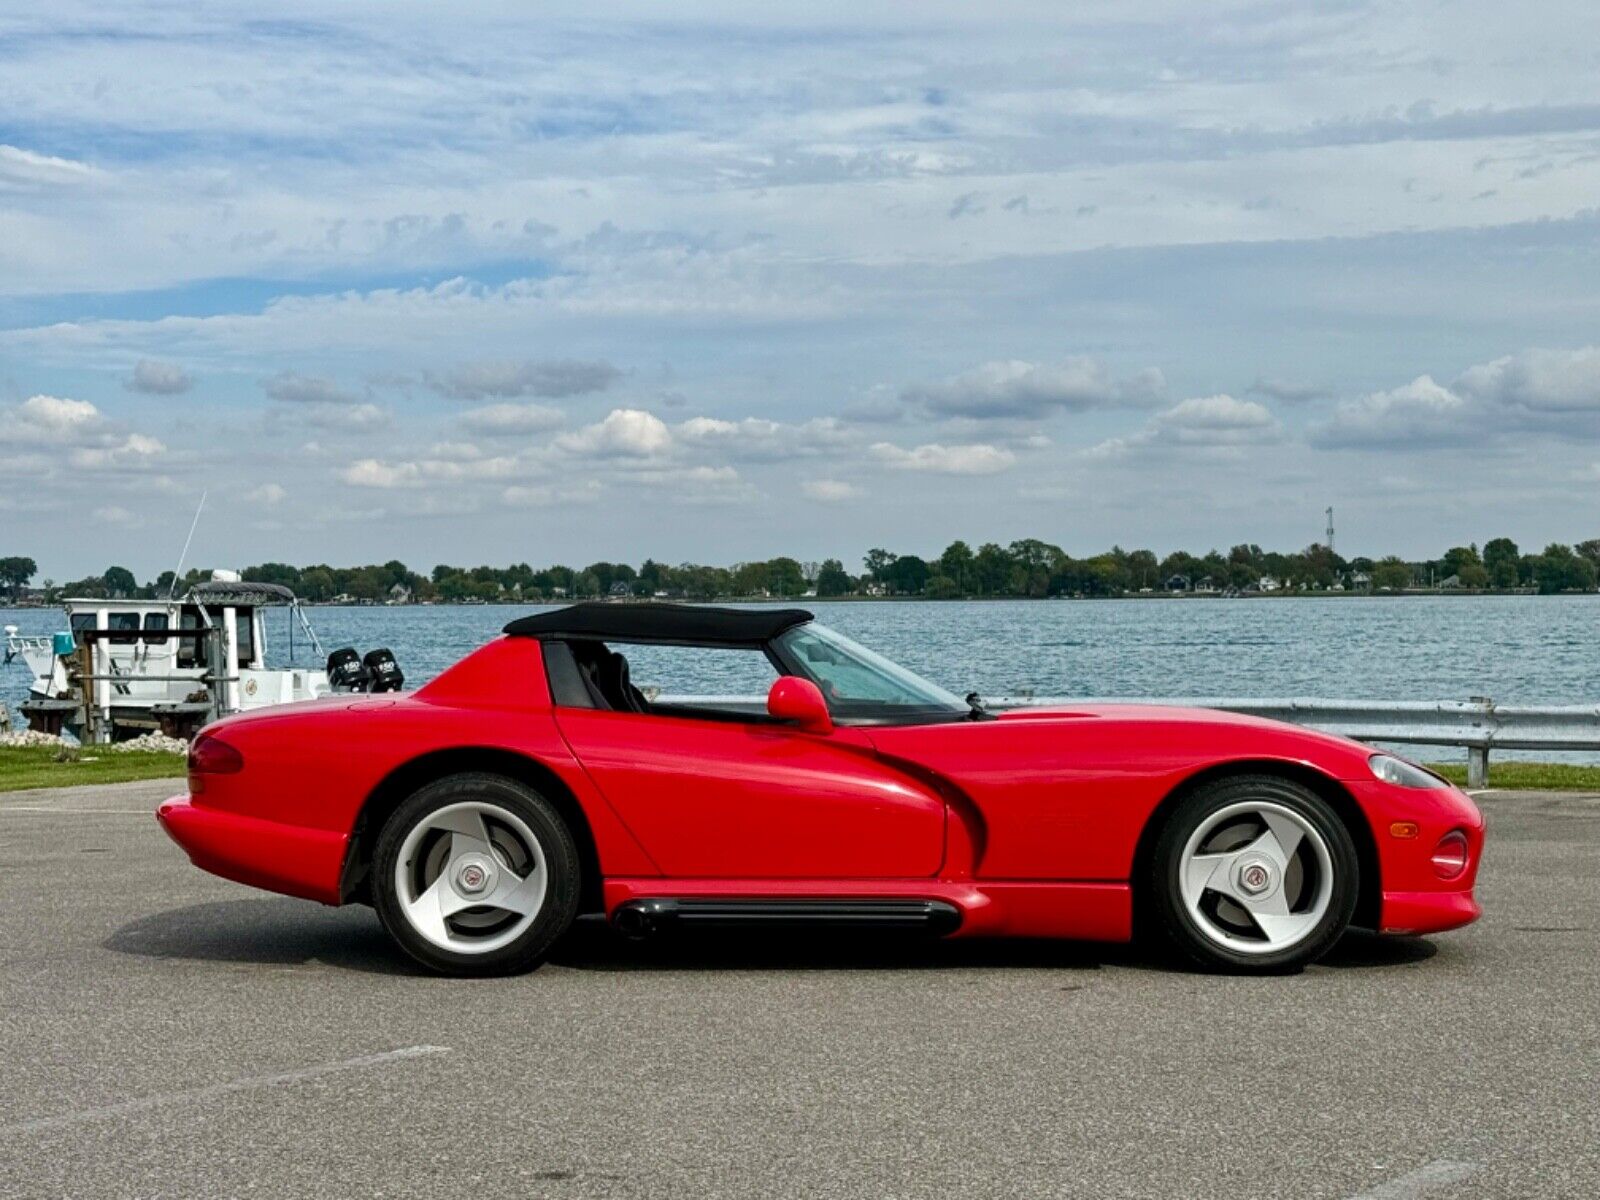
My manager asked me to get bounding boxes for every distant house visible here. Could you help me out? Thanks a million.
[1165,574,1190,592]
[387,582,412,605]
[1351,571,1372,589]
[1439,574,1462,589]
[551,586,568,598]
[607,581,632,599]
[1257,576,1281,593]
[1194,576,1219,595]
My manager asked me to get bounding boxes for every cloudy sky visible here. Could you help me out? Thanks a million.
[4,1,1600,579]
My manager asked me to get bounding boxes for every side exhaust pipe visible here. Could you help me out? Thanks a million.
[610,896,960,937]
[611,898,679,939]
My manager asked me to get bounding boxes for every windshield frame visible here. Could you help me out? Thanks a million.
[771,622,971,725]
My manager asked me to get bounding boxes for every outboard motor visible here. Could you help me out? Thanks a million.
[326,647,370,692]
[362,648,404,693]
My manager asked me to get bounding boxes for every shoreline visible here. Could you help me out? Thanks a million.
[0,586,1574,612]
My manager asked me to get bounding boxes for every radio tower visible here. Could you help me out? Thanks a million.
[1325,507,1335,557]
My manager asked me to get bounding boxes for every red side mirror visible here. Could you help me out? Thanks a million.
[767,676,833,733]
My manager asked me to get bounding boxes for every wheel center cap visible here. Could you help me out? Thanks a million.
[1236,859,1274,896]
[455,858,493,895]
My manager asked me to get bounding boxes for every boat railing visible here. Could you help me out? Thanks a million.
[3,631,54,666]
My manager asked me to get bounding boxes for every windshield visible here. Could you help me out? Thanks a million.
[775,622,968,718]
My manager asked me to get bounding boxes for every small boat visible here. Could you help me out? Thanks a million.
[4,570,402,741]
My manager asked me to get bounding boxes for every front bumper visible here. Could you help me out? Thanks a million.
[1380,888,1480,935]
[157,794,347,905]
[1344,778,1485,936]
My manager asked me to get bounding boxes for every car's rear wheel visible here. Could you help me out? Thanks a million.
[372,773,579,976]
[1149,774,1358,972]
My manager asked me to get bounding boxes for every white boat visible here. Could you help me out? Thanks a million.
[3,569,397,741]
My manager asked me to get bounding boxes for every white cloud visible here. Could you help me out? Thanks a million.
[5,395,171,475]
[126,358,193,395]
[555,408,675,459]
[341,459,419,489]
[1152,395,1280,443]
[247,483,288,505]
[460,402,564,436]
[11,394,102,442]
[1249,376,1326,404]
[263,371,361,405]
[801,479,862,501]
[1090,394,1282,457]
[676,415,852,461]
[69,433,168,471]
[869,441,1017,474]
[902,358,1166,420]
[295,401,392,432]
[426,358,621,400]
[502,480,603,507]
[339,451,520,489]
[1310,346,1600,449]
[0,144,102,191]
[1311,376,1467,449]
[1454,347,1600,413]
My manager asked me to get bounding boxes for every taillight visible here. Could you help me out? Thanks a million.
[188,733,244,778]
[1430,830,1470,880]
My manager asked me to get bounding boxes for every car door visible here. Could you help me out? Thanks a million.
[550,642,946,879]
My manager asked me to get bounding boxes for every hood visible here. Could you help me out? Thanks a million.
[870,701,1380,783]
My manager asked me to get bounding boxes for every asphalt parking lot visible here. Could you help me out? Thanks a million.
[1,782,1596,1199]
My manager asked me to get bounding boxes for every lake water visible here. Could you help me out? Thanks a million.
[5,596,1596,715]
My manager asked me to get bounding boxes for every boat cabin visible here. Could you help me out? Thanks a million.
[8,572,334,740]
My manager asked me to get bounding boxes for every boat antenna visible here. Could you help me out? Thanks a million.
[168,490,207,599]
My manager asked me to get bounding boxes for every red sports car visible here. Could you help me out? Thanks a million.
[158,603,1484,976]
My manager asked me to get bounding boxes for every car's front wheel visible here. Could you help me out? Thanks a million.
[372,773,580,976]
[1149,774,1358,972]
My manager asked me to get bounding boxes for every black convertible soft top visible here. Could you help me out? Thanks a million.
[503,602,813,645]
[186,580,300,606]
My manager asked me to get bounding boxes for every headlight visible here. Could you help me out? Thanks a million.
[1368,753,1447,789]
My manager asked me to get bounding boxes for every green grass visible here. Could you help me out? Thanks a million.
[0,746,186,793]
[1427,760,1600,791]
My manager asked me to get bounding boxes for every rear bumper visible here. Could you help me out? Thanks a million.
[157,794,347,905]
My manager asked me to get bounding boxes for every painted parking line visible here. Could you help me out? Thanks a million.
[1348,1159,1483,1198]
[0,1045,450,1137]
[0,807,154,815]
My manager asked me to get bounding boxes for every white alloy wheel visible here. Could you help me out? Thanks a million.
[392,800,549,955]
[1176,799,1335,956]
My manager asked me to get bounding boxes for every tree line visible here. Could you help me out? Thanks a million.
[4,536,1599,604]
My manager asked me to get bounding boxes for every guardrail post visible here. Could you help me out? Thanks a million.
[1467,746,1489,789]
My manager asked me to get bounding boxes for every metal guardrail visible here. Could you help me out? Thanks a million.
[662,693,1600,787]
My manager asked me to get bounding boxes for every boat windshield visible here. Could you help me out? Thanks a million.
[774,622,968,721]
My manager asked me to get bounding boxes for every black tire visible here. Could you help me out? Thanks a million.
[372,773,580,976]
[1147,774,1358,973]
